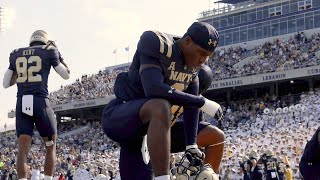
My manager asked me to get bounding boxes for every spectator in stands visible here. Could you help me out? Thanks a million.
[49,32,320,106]
[1,96,319,179]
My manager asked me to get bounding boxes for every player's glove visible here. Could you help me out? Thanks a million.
[47,40,57,48]
[185,145,205,167]
[200,96,224,121]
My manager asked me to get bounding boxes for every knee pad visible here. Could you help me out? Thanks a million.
[198,65,213,94]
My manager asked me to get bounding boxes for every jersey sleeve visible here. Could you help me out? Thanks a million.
[8,56,15,71]
[47,47,61,67]
[139,54,205,108]
[137,31,161,59]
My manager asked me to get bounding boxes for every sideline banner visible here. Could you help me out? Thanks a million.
[52,96,114,112]
[209,65,320,90]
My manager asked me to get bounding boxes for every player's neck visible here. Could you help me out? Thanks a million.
[30,42,46,47]
[176,40,186,63]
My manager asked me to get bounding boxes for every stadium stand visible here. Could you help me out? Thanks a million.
[2,89,320,179]
[49,32,320,105]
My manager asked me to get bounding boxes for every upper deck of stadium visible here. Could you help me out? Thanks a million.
[198,0,320,47]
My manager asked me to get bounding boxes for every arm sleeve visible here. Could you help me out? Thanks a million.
[3,69,14,88]
[183,76,200,146]
[4,57,15,88]
[54,64,70,80]
[139,55,205,107]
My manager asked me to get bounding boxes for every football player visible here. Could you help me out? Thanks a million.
[299,126,320,179]
[276,156,285,180]
[169,65,224,179]
[2,30,70,180]
[239,156,250,180]
[101,22,223,180]
[258,149,279,180]
[248,150,264,180]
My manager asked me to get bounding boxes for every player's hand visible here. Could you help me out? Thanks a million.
[200,97,224,121]
[185,145,205,167]
[47,40,58,48]
[214,105,224,121]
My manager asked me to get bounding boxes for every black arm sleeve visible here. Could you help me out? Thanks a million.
[139,55,205,107]
[183,76,200,146]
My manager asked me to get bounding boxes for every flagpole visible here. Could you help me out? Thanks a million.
[113,49,118,65]
[125,46,130,63]
[115,53,117,65]
[127,50,129,63]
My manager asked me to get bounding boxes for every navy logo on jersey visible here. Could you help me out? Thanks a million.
[168,62,193,83]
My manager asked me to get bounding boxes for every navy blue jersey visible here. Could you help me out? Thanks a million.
[277,161,285,180]
[114,31,197,100]
[301,126,320,162]
[8,45,60,97]
[260,155,279,179]
[250,166,264,180]
[114,31,200,124]
[240,162,250,180]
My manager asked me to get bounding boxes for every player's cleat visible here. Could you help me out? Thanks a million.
[171,153,219,180]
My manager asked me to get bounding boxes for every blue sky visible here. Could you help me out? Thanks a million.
[0,0,212,129]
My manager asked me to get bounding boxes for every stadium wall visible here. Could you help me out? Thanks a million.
[209,64,320,90]
[216,27,320,50]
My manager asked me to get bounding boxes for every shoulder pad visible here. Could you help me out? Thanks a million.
[137,31,174,58]
[10,48,20,55]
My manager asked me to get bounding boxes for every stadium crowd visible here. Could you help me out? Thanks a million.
[0,121,121,180]
[1,89,320,179]
[209,31,320,80]
[216,89,320,179]
[2,31,320,180]
[49,68,128,105]
[49,32,320,105]
[214,93,297,129]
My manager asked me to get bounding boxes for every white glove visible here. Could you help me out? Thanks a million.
[200,97,224,121]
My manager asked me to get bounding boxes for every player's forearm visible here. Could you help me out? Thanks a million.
[140,67,205,107]
[183,107,199,145]
[54,63,70,80]
[57,49,70,74]
[183,76,200,146]
[60,60,70,74]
